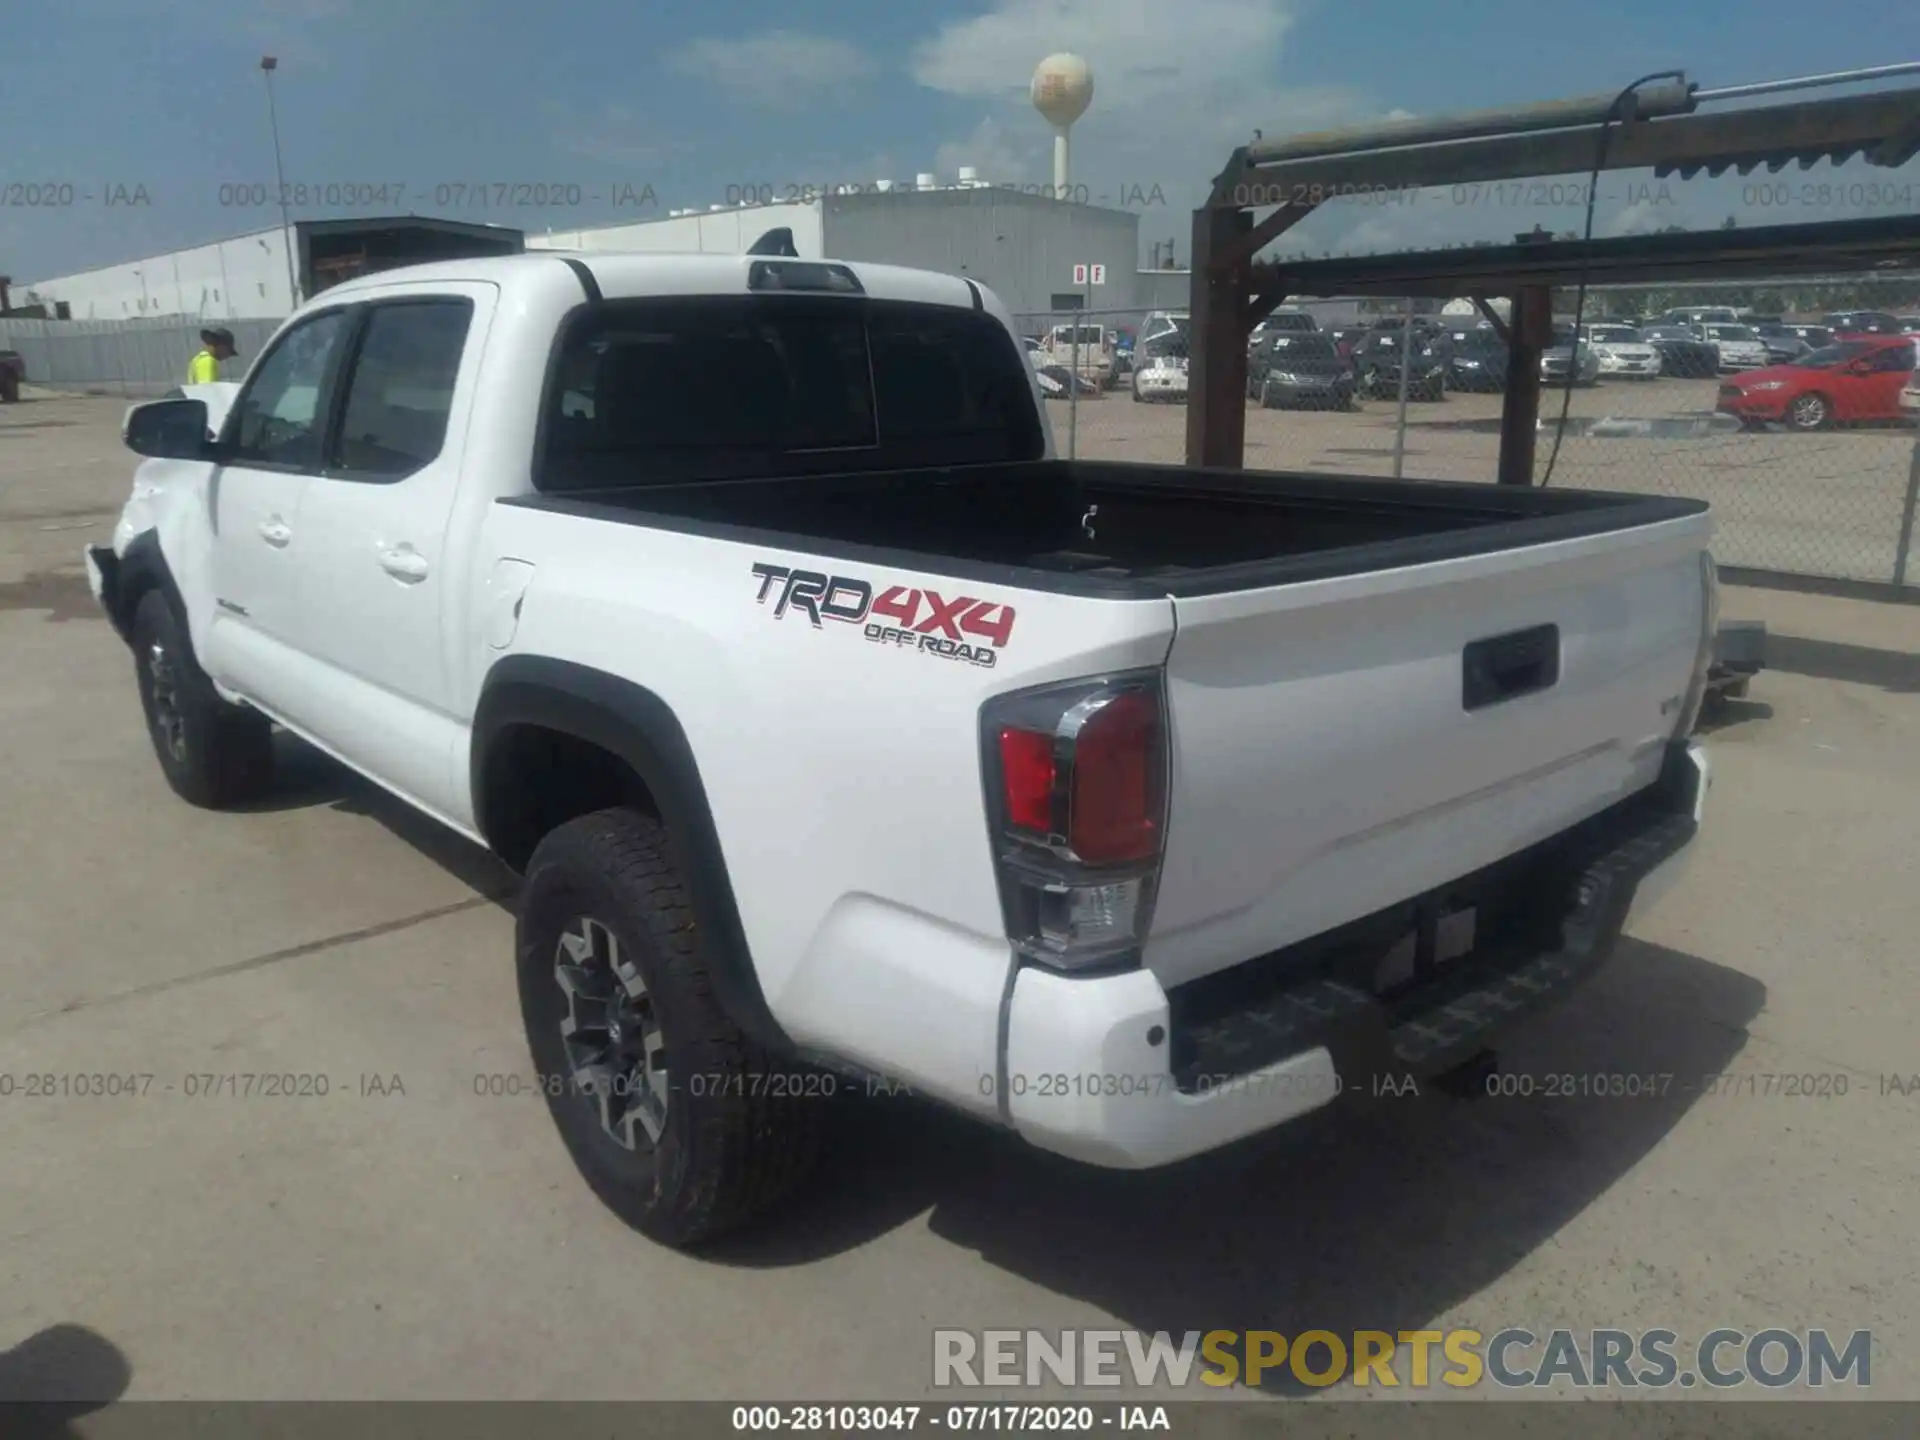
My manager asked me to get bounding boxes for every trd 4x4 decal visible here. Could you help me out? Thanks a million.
[750,562,1016,669]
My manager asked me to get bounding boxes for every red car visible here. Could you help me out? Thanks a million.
[1715,336,1917,431]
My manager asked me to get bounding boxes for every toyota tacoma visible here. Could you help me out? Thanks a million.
[87,250,1715,1247]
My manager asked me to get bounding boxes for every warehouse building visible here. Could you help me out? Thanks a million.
[15,216,524,322]
[531,171,1152,320]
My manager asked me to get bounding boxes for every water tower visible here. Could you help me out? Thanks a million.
[1030,53,1093,196]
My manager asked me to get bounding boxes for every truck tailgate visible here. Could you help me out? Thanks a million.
[1146,512,1712,989]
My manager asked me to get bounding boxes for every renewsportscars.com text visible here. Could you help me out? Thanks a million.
[932,1327,1872,1390]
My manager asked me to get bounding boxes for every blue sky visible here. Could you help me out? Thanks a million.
[2,0,1914,282]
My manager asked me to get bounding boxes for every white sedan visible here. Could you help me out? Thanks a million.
[1581,324,1663,380]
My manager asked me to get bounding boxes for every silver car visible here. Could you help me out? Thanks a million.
[1540,330,1601,386]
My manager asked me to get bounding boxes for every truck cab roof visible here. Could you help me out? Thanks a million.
[309,250,986,313]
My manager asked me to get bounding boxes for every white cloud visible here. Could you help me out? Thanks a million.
[667,31,872,109]
[912,0,1405,223]
[549,102,692,169]
[934,117,1034,184]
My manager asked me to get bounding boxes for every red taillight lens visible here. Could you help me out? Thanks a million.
[1069,690,1161,863]
[998,727,1056,835]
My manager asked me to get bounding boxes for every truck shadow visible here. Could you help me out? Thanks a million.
[234,734,520,904]
[246,733,1768,1391]
[0,1323,132,1438]
[722,940,1765,1395]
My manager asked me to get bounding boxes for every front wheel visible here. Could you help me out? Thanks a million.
[517,808,825,1247]
[1786,393,1832,431]
[130,589,274,808]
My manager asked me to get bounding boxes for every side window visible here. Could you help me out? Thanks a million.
[226,309,352,469]
[330,299,473,479]
[1867,344,1916,373]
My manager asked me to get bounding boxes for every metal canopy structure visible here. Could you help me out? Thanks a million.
[1184,66,1920,482]
[1272,213,1920,298]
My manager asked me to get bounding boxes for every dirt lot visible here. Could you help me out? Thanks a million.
[3,392,1919,1407]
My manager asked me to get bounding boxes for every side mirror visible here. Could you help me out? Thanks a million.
[124,398,213,459]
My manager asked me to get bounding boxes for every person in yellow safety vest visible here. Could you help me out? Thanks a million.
[187,328,237,384]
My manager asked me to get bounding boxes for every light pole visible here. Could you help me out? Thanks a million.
[260,56,300,310]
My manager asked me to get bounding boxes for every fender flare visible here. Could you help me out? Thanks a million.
[102,530,189,649]
[471,655,793,1056]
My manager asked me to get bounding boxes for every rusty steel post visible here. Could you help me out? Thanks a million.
[1186,205,1254,470]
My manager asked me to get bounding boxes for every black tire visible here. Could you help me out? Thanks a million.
[1785,392,1832,432]
[516,808,824,1248]
[130,589,274,809]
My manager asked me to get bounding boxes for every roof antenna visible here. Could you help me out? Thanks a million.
[746,227,799,257]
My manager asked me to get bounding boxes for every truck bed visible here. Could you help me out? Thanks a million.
[506,461,1704,598]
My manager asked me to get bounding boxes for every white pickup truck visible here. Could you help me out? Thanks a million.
[89,250,1714,1248]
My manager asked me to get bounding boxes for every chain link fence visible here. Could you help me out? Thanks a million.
[1012,299,1920,589]
[0,316,285,398]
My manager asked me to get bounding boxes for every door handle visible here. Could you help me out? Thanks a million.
[257,517,292,547]
[378,546,430,583]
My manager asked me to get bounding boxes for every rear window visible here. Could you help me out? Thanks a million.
[1267,312,1318,331]
[538,297,1043,489]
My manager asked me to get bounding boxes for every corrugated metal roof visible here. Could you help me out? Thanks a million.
[1261,214,1920,299]
[1213,90,1920,207]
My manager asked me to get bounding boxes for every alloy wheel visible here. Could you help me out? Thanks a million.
[146,641,187,763]
[554,916,670,1149]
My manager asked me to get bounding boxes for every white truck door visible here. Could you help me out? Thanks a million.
[276,284,496,822]
[201,306,356,717]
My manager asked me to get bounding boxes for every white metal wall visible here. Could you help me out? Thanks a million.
[16,227,297,322]
[527,204,825,257]
[821,190,1139,317]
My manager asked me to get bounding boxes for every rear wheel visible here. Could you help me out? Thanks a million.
[517,808,824,1247]
[130,589,274,808]
[1786,392,1832,431]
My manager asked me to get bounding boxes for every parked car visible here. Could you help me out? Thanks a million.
[88,248,1717,1246]
[1324,327,1370,371]
[1247,330,1356,410]
[1037,321,1116,387]
[1429,323,1509,392]
[1695,323,1771,372]
[1354,326,1447,400]
[1131,331,1189,404]
[1714,336,1918,431]
[0,349,24,403]
[1779,324,1836,350]
[1247,309,1319,355]
[1821,311,1905,337]
[1752,324,1813,365]
[1660,306,1741,327]
[1580,324,1663,380]
[1637,325,1720,379]
[1139,311,1188,348]
[1540,327,1601,387]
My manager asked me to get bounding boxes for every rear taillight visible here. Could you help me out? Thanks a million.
[982,673,1168,971]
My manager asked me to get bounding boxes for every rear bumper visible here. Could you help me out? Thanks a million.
[1135,371,1189,398]
[1002,740,1709,1169]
